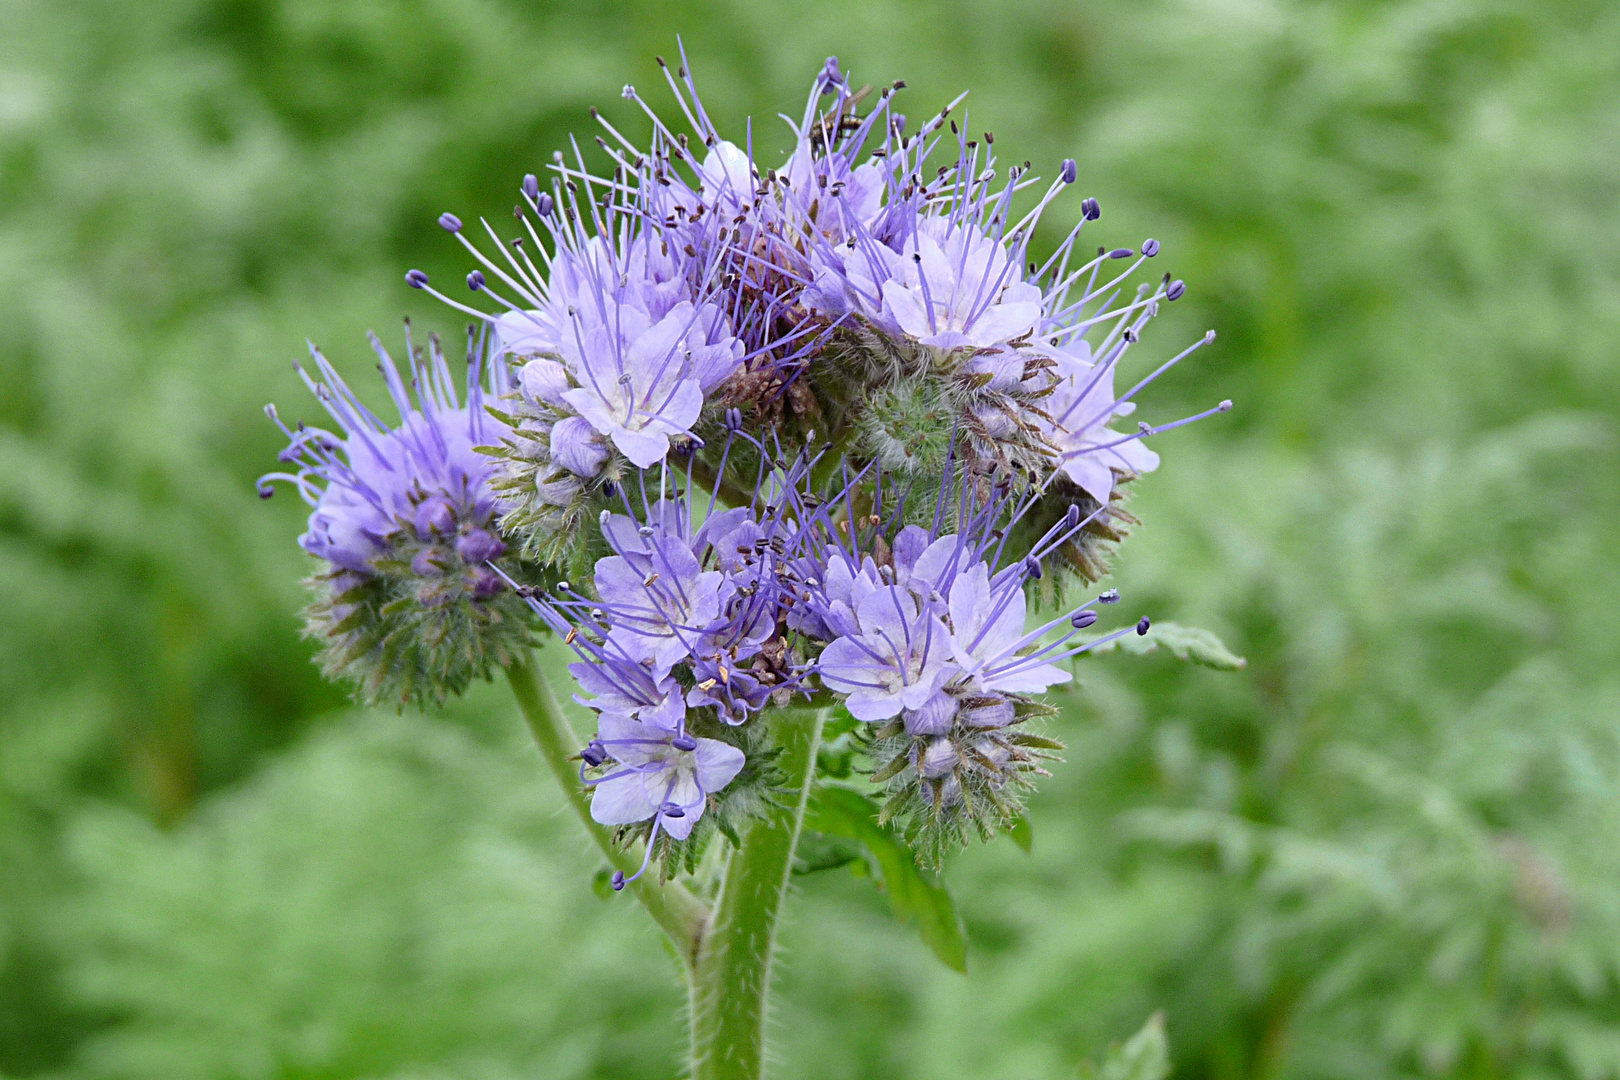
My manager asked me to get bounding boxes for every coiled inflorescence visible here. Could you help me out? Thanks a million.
[266,48,1228,871]
[259,327,539,705]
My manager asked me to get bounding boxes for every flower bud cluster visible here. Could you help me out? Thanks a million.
[516,441,816,883]
[430,55,1222,590]
[775,462,1147,862]
[259,328,539,705]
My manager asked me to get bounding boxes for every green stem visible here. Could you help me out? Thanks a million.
[688,704,826,1080]
[505,651,709,968]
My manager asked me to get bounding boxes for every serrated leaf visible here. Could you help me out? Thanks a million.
[1081,1013,1171,1080]
[1092,622,1246,671]
[1007,813,1033,854]
[808,785,969,972]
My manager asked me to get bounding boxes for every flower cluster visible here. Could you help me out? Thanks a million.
[259,327,538,705]
[774,462,1149,860]
[265,50,1229,875]
[517,439,815,884]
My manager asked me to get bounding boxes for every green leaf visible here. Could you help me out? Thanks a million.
[1007,813,1034,854]
[808,786,969,972]
[1081,1013,1171,1080]
[792,831,864,875]
[1093,622,1246,671]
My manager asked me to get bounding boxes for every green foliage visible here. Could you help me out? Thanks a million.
[1081,1014,1171,1080]
[1,0,1618,1078]
[1090,622,1247,671]
[806,785,970,973]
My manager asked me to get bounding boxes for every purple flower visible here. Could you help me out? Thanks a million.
[872,219,1044,349]
[260,330,511,580]
[945,562,1071,693]
[593,524,726,668]
[559,299,743,468]
[817,586,955,720]
[587,711,745,841]
[1039,338,1161,504]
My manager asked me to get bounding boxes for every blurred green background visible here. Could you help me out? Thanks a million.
[2,0,1618,1078]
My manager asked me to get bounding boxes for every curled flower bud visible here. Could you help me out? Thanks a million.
[455,528,504,565]
[258,329,536,706]
[438,212,462,233]
[819,56,843,94]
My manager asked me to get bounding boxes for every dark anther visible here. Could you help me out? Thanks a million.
[467,271,484,291]
[1081,197,1100,220]
[1071,610,1098,629]
[438,212,462,233]
[671,734,698,752]
[405,269,429,289]
[660,802,687,819]
[1136,616,1151,636]
[1143,238,1161,257]
[523,174,540,201]
[537,192,555,216]
[1166,280,1186,301]
[611,871,626,891]
[1059,158,1077,184]
[581,741,608,767]
[1109,248,1134,260]
[1099,588,1121,604]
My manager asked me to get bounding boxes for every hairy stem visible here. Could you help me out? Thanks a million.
[689,704,826,1080]
[505,651,710,968]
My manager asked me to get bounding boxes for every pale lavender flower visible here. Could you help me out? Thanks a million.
[586,710,745,842]
[593,523,726,668]
[260,329,511,585]
[817,586,955,720]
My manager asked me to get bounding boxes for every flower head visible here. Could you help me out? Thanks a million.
[259,327,536,704]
